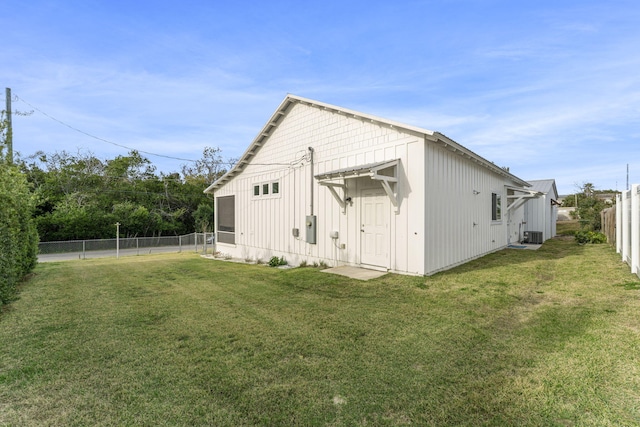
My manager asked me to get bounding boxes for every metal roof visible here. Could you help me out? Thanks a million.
[526,179,558,197]
[314,159,399,181]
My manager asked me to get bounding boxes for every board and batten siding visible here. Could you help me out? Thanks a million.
[423,141,519,274]
[214,101,427,273]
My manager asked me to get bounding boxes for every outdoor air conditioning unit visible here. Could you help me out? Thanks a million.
[522,231,543,244]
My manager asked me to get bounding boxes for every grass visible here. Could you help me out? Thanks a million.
[1,239,640,426]
[557,220,581,235]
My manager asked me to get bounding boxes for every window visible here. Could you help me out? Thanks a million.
[217,195,235,244]
[492,192,502,221]
[253,181,281,197]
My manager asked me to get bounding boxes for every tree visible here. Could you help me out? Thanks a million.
[105,150,156,182]
[20,147,226,241]
[578,182,595,198]
[572,182,607,231]
[181,146,229,184]
[111,202,151,237]
[193,201,214,232]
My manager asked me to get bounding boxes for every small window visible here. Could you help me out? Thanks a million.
[262,183,269,195]
[253,185,260,196]
[492,193,502,221]
[272,182,279,194]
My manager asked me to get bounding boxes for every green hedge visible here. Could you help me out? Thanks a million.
[0,161,39,306]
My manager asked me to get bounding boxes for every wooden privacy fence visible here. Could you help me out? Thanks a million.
[601,206,616,245]
[616,185,640,279]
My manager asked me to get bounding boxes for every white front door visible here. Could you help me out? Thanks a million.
[360,189,389,268]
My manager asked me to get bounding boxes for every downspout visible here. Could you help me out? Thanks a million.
[308,147,314,215]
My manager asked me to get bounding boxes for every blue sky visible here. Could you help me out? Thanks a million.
[2,0,639,194]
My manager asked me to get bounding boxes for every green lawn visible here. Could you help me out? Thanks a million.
[1,239,640,426]
[557,220,581,235]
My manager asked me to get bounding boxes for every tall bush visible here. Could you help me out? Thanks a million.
[1,122,39,306]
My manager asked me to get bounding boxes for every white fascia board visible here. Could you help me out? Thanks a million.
[204,96,297,194]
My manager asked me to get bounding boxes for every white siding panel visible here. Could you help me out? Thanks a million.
[405,140,425,274]
[423,142,511,275]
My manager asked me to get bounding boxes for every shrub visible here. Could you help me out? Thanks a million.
[575,230,607,244]
[0,161,39,306]
[268,256,287,267]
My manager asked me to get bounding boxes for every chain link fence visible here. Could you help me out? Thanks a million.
[38,233,215,261]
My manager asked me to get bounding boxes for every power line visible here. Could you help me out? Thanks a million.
[12,94,311,170]
[15,94,200,163]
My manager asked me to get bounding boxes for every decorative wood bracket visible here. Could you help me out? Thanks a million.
[319,182,348,214]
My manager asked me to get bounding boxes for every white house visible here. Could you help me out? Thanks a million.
[205,95,542,275]
[523,179,559,243]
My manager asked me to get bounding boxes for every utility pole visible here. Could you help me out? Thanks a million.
[627,163,629,191]
[5,88,13,164]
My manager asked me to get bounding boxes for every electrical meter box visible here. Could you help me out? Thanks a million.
[305,215,317,244]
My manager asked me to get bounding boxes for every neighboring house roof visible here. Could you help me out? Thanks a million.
[204,94,531,193]
[527,179,558,197]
